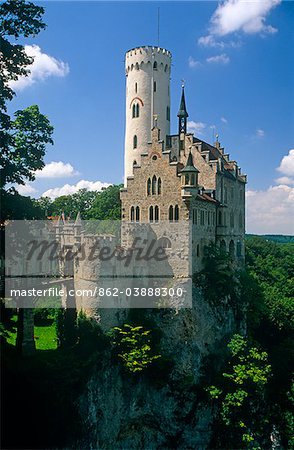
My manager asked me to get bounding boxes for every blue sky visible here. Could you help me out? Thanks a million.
[10,1,294,234]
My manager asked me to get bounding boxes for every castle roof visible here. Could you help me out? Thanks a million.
[181,151,199,173]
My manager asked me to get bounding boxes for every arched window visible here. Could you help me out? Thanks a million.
[218,210,222,226]
[169,205,173,221]
[147,178,151,196]
[191,174,196,186]
[132,104,136,118]
[174,205,179,222]
[152,175,157,195]
[135,206,140,222]
[229,240,235,258]
[164,64,168,72]
[196,244,200,257]
[130,206,134,222]
[135,62,139,70]
[133,135,137,149]
[133,160,137,166]
[158,237,171,249]
[230,211,234,228]
[135,82,138,93]
[185,174,189,185]
[155,205,159,222]
[237,241,242,257]
[136,103,140,117]
[157,177,162,195]
[154,81,156,92]
[149,206,154,222]
[153,61,157,70]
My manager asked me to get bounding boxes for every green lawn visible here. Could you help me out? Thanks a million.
[6,315,57,350]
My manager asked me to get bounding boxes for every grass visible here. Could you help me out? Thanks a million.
[6,314,58,350]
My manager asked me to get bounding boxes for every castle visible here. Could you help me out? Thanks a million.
[121,46,246,274]
[7,45,247,316]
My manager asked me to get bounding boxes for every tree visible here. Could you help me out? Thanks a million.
[0,0,46,110]
[1,105,54,189]
[86,185,122,220]
[108,324,161,373]
[0,0,52,355]
[0,1,53,217]
[207,334,272,449]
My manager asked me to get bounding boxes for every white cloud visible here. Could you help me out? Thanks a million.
[9,45,69,91]
[246,184,294,235]
[187,121,206,135]
[206,53,230,64]
[275,176,294,186]
[210,0,281,36]
[221,117,228,124]
[35,161,79,179]
[188,56,202,68]
[42,180,111,199]
[198,34,241,48]
[277,149,294,177]
[16,184,38,196]
[256,128,265,137]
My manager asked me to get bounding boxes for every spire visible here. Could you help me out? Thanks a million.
[181,151,199,173]
[177,85,189,118]
[177,83,188,135]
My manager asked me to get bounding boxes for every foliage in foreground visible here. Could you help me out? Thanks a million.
[207,334,272,449]
[108,324,161,373]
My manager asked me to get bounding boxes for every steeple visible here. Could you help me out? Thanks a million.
[177,83,189,135]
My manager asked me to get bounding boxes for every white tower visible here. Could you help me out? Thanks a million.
[124,46,172,185]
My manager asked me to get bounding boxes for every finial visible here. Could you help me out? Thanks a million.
[181,79,185,89]
[216,133,219,142]
[153,114,158,127]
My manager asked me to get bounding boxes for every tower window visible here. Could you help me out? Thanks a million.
[154,81,156,92]
[132,103,139,118]
[135,82,138,93]
[157,177,162,195]
[153,61,157,70]
[135,206,140,222]
[133,160,137,166]
[130,206,135,222]
[174,205,179,222]
[154,205,159,222]
[169,205,173,221]
[147,178,151,196]
[149,206,154,222]
[152,175,157,195]
[133,135,137,149]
